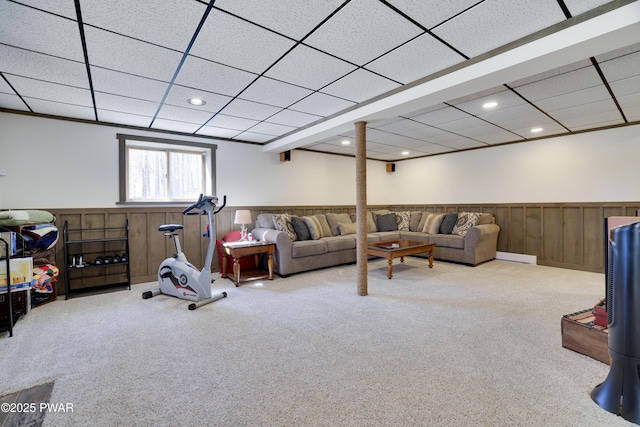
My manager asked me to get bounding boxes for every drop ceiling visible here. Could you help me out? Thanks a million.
[1,0,639,162]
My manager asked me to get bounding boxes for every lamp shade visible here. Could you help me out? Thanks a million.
[234,210,252,225]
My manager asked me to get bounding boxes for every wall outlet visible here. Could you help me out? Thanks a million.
[0,169,6,176]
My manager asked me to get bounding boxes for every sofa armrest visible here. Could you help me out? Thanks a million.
[251,227,292,275]
[464,224,500,265]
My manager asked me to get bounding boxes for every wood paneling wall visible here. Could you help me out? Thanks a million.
[48,202,639,294]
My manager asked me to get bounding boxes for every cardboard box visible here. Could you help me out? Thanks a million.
[0,232,17,258]
[0,257,33,293]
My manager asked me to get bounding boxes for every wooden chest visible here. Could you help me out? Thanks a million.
[561,309,609,364]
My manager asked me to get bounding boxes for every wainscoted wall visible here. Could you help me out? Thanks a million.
[49,202,639,294]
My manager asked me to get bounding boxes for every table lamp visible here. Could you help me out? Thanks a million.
[234,210,252,241]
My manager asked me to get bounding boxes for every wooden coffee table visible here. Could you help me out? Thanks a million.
[367,240,435,279]
[222,241,275,286]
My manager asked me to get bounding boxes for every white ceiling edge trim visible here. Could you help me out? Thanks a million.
[263,2,640,154]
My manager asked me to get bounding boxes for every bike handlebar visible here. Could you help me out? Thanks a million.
[183,194,225,215]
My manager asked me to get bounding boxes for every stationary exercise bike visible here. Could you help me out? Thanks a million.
[142,194,227,310]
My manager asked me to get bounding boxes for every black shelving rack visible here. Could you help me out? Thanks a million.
[63,220,131,299]
[0,237,14,337]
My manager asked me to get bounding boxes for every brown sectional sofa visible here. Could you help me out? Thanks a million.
[251,210,500,277]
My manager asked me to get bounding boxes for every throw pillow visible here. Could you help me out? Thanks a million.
[409,211,422,232]
[350,212,377,232]
[314,214,332,237]
[290,216,311,241]
[302,216,323,240]
[273,214,297,241]
[376,213,397,232]
[452,212,480,236]
[395,211,411,231]
[418,211,433,232]
[326,213,352,236]
[476,214,494,225]
[338,222,357,235]
[439,213,458,234]
[423,213,446,234]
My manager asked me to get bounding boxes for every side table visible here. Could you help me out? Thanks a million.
[222,241,275,286]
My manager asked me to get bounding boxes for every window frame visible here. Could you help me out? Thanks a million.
[117,133,217,205]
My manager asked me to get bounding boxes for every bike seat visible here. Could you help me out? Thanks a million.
[158,224,183,232]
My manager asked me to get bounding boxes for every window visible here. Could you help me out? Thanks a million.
[118,134,216,204]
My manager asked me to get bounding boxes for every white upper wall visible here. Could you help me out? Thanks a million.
[0,112,638,209]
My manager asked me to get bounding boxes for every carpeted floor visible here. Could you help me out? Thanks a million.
[0,259,634,426]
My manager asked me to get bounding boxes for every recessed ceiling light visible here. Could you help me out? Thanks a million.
[531,127,543,133]
[401,151,410,156]
[187,98,206,106]
[482,101,498,109]
[341,140,351,145]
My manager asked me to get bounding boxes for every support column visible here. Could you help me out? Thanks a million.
[355,121,368,296]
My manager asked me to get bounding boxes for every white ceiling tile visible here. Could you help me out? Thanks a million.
[386,0,481,29]
[0,45,89,88]
[366,33,464,84]
[432,0,565,58]
[25,98,96,120]
[507,121,568,138]
[219,99,281,121]
[321,69,400,103]
[534,85,612,112]
[478,104,548,128]
[265,44,357,90]
[435,137,487,150]
[214,0,345,40]
[90,67,168,102]
[401,126,448,141]
[94,92,159,116]
[410,105,469,125]
[598,49,640,82]
[448,86,506,107]
[435,116,499,136]
[616,93,640,121]
[175,55,257,97]
[233,131,273,143]
[165,84,232,113]
[412,143,456,154]
[370,118,427,134]
[0,77,14,94]
[5,75,93,107]
[514,66,603,101]
[151,118,202,134]
[157,104,215,125]
[551,99,623,128]
[508,60,591,87]
[239,77,313,108]
[266,109,322,127]
[97,110,152,128]
[195,126,241,139]
[595,43,640,63]
[303,0,422,66]
[84,27,183,82]
[454,89,525,116]
[249,122,296,136]
[476,130,524,145]
[17,0,78,19]
[565,116,622,131]
[191,10,296,74]
[289,92,355,116]
[206,114,260,131]
[0,93,28,111]
[0,1,85,61]
[81,0,206,52]
[563,0,614,17]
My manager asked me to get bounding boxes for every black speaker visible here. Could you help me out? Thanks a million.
[280,150,291,162]
[591,220,640,423]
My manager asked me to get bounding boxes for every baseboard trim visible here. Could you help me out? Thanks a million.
[496,251,537,265]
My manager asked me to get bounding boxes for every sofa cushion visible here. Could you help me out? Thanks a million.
[422,213,446,234]
[291,240,328,258]
[273,213,297,241]
[323,236,356,251]
[429,234,465,249]
[395,211,411,231]
[439,212,458,234]
[338,222,357,235]
[453,212,480,236]
[290,216,311,241]
[409,211,422,232]
[376,213,397,232]
[349,212,377,232]
[326,213,352,236]
[315,214,332,237]
[302,216,324,240]
[256,213,275,229]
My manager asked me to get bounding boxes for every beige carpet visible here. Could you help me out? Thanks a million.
[0,259,633,426]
